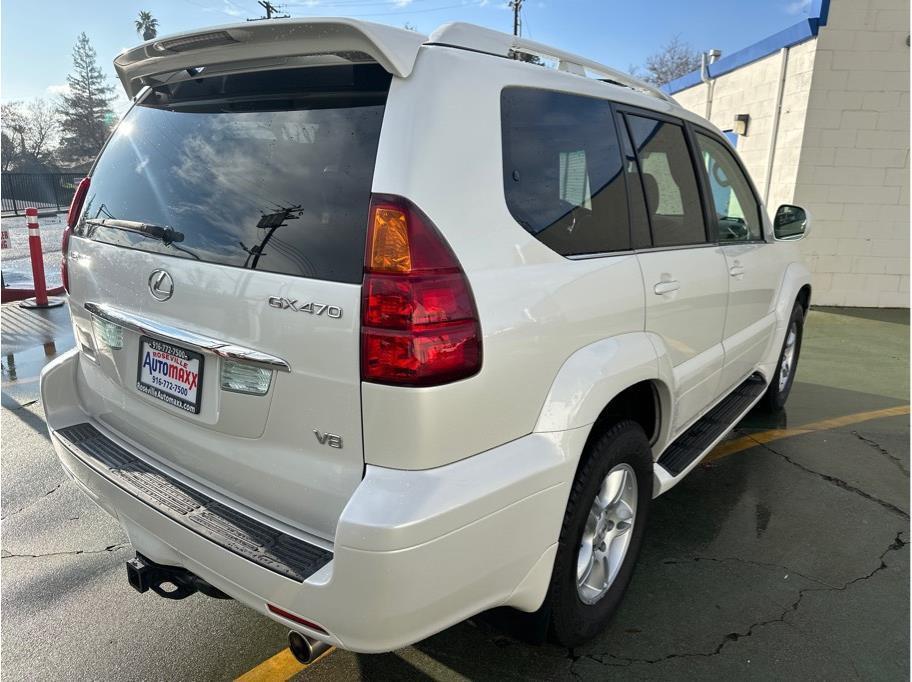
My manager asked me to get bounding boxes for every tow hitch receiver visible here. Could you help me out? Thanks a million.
[126,553,231,601]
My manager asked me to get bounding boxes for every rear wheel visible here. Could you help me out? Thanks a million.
[761,301,805,411]
[547,420,652,647]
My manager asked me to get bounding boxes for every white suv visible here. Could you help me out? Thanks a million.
[41,19,812,657]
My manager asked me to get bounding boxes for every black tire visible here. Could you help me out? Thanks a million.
[547,420,653,648]
[761,301,805,412]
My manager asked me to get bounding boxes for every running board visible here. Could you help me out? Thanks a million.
[657,374,767,477]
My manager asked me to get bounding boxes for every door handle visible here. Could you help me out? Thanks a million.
[729,265,745,278]
[653,280,681,295]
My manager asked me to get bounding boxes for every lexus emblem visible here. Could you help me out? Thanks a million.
[148,270,174,302]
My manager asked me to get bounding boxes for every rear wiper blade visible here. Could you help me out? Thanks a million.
[85,218,185,245]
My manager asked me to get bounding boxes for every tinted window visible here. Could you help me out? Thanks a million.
[626,115,706,247]
[696,133,763,241]
[501,88,629,256]
[617,115,652,249]
[78,65,390,284]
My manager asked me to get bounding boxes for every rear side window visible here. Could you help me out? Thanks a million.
[78,65,391,284]
[625,115,706,247]
[501,88,629,256]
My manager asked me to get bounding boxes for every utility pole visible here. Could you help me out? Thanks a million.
[509,0,523,36]
[247,1,289,21]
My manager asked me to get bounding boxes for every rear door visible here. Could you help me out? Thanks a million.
[67,64,390,539]
[618,109,729,433]
[693,131,780,392]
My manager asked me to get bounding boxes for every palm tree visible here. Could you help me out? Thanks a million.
[135,11,159,41]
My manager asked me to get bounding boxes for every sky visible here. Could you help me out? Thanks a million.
[1,0,816,108]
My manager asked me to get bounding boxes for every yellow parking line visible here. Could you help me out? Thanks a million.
[234,646,334,682]
[235,404,908,680]
[706,404,910,463]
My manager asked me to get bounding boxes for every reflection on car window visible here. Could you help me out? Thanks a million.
[625,115,706,247]
[79,65,390,284]
[502,88,630,256]
[696,133,763,242]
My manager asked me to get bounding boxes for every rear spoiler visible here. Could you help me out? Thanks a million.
[114,18,427,98]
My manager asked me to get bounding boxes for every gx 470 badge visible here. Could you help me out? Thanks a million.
[267,297,342,319]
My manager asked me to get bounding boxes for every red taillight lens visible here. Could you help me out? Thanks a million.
[62,177,90,293]
[361,195,481,386]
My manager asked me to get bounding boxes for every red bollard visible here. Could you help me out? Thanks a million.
[19,207,64,309]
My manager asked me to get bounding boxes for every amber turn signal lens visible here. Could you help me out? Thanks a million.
[369,207,412,273]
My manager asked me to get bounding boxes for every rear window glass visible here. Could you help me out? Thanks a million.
[501,88,630,256]
[77,65,390,284]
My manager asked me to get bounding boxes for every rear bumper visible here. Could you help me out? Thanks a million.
[41,348,584,653]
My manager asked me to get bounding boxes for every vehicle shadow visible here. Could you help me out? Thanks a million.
[334,380,909,681]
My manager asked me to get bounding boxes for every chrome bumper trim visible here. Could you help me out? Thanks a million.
[85,301,291,372]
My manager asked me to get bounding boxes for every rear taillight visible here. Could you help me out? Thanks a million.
[361,195,481,386]
[62,177,90,293]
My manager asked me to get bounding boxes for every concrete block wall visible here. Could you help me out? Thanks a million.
[794,0,909,307]
[672,41,817,217]
[671,0,909,307]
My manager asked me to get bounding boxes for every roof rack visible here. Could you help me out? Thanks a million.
[427,22,675,104]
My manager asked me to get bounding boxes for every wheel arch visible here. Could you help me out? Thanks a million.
[796,283,812,314]
[534,331,675,464]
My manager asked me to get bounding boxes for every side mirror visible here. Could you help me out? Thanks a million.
[774,204,810,241]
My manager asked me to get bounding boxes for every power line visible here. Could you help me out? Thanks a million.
[248,0,290,20]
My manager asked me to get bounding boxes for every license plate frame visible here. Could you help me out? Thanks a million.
[136,336,204,414]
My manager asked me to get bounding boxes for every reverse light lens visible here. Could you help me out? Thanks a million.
[220,360,272,395]
[92,316,124,350]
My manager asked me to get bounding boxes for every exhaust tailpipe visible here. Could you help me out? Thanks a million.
[288,630,331,664]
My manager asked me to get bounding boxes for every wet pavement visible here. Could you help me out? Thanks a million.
[1,303,908,681]
[1,213,65,289]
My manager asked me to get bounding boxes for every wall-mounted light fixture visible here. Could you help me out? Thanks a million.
[733,113,750,136]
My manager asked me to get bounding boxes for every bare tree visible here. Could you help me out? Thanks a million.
[1,99,59,171]
[637,35,702,86]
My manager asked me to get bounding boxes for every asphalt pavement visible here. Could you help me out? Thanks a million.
[1,302,908,681]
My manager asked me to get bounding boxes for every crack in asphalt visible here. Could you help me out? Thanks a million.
[852,430,910,477]
[0,481,66,520]
[1,543,129,560]
[660,555,837,588]
[568,533,907,672]
[1,398,38,411]
[748,436,909,520]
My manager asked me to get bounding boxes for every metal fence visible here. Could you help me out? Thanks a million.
[1,173,85,216]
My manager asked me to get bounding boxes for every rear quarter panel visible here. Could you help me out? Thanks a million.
[361,47,647,469]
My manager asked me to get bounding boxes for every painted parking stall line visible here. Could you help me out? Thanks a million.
[706,404,911,462]
[234,646,334,682]
[232,404,910,681]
